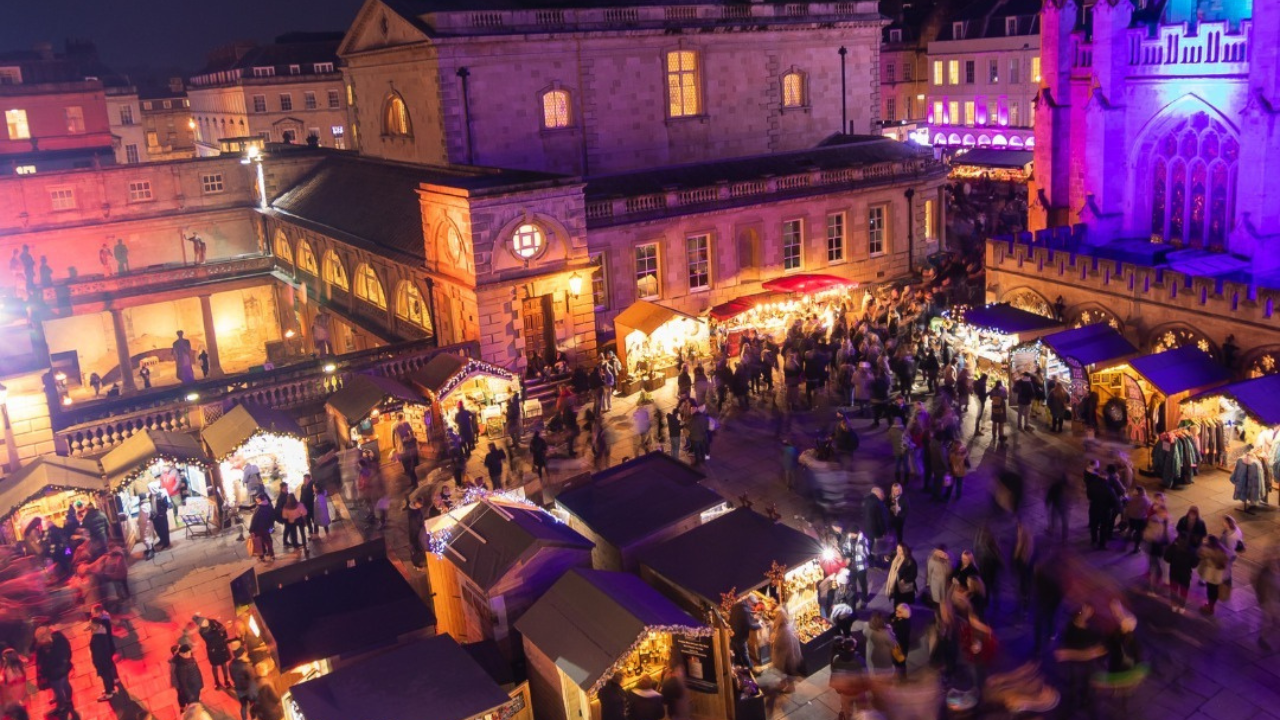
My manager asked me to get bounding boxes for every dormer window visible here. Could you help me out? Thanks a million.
[1005,17,1018,35]
[889,29,902,42]
[953,21,966,39]
[252,66,275,77]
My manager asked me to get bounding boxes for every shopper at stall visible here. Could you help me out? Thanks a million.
[152,489,172,551]
[191,615,232,690]
[989,380,1009,443]
[1163,532,1198,613]
[864,612,899,675]
[1013,373,1036,432]
[0,648,26,712]
[770,607,805,693]
[1176,506,1208,550]
[455,402,477,458]
[885,543,919,608]
[844,527,872,607]
[598,673,628,720]
[729,596,763,668]
[484,443,507,489]
[297,474,316,535]
[1047,381,1071,433]
[170,644,204,710]
[229,649,254,720]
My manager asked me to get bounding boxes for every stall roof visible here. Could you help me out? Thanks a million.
[254,558,434,670]
[444,501,593,592]
[408,353,517,398]
[1129,346,1232,396]
[324,374,424,421]
[951,149,1034,169]
[515,569,705,694]
[100,429,209,490]
[614,300,698,337]
[202,403,305,460]
[636,507,822,604]
[761,273,856,294]
[1184,373,1280,426]
[708,291,785,322]
[959,303,1061,335]
[556,453,722,549]
[1041,323,1138,367]
[289,635,511,720]
[0,456,104,522]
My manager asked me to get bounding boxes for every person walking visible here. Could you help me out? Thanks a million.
[1086,466,1119,550]
[633,403,652,455]
[89,617,120,701]
[281,494,308,552]
[0,648,26,712]
[529,431,549,481]
[34,627,75,720]
[863,612,899,676]
[989,380,1009,442]
[687,406,710,466]
[843,528,872,608]
[927,544,953,607]
[170,644,204,710]
[312,484,332,538]
[667,406,683,459]
[888,483,908,543]
[1045,471,1069,543]
[193,616,233,690]
[889,417,910,482]
[483,443,507,489]
[1197,536,1229,615]
[885,543,918,609]
[973,373,989,435]
[229,649,255,720]
[1144,499,1171,595]
[862,487,891,560]
[1255,547,1280,651]
[769,607,805,693]
[1164,532,1198,614]
[298,474,317,535]
[1013,373,1036,432]
[455,402,476,458]
[248,494,275,562]
[1124,487,1152,553]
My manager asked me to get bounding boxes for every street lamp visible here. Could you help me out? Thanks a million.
[568,272,583,298]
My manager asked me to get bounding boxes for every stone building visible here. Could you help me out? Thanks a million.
[105,84,147,166]
[138,81,195,161]
[879,0,938,141]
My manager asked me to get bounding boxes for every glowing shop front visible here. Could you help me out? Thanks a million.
[409,353,522,445]
[0,456,105,547]
[613,300,710,393]
[202,404,309,506]
[1089,346,1231,444]
[710,274,859,348]
[100,429,213,541]
[1180,374,1280,509]
[943,303,1061,386]
[1021,323,1138,405]
[323,374,430,460]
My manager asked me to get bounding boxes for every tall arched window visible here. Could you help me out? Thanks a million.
[382,93,411,137]
[323,251,349,291]
[353,263,386,309]
[782,71,806,108]
[273,229,294,264]
[396,281,433,331]
[1148,111,1237,250]
[296,239,318,275]
[541,89,571,129]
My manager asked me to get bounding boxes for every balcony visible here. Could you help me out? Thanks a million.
[38,255,275,307]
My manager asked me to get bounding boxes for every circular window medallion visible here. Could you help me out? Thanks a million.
[512,223,545,260]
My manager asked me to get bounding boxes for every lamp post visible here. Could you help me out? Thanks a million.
[0,382,17,474]
[837,47,848,135]
[904,187,916,273]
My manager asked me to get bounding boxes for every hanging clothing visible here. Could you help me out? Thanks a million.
[1231,456,1263,504]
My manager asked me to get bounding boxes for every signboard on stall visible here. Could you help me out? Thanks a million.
[1064,357,1089,403]
[673,633,718,693]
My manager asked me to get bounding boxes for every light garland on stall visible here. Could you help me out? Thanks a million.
[214,430,307,464]
[425,488,561,559]
[433,359,519,404]
[1,481,106,524]
[585,624,715,698]
[110,454,211,493]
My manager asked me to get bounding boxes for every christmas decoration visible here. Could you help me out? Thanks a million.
[584,624,713,698]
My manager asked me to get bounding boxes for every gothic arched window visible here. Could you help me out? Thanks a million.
[1149,112,1237,251]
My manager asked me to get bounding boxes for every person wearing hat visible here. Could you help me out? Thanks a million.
[33,626,74,719]
[170,644,204,710]
[89,616,120,700]
[193,616,233,690]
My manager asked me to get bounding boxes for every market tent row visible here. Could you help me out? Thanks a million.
[409,353,524,445]
[709,273,859,346]
[517,568,711,720]
[0,455,105,546]
[1036,323,1138,403]
[202,403,309,507]
[947,302,1062,384]
[1090,346,1232,442]
[1181,373,1280,486]
[613,300,710,393]
[100,429,214,542]
[948,148,1034,182]
[324,374,430,461]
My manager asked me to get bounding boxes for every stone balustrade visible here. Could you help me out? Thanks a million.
[432,1,880,34]
[38,255,274,303]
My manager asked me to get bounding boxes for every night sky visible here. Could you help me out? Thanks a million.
[1,0,364,77]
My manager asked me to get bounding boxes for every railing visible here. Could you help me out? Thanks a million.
[1127,19,1251,76]
[426,1,877,33]
[39,255,273,303]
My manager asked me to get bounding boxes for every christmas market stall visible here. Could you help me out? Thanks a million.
[948,148,1034,183]
[709,274,858,347]
[409,353,524,447]
[554,452,728,571]
[286,634,532,720]
[613,300,710,394]
[100,429,213,541]
[202,403,308,507]
[944,302,1061,385]
[324,374,430,461]
[636,508,827,719]
[1090,346,1231,447]
[0,456,105,547]
[517,568,714,720]
[1035,323,1138,404]
[1180,374,1280,508]
[425,495,593,659]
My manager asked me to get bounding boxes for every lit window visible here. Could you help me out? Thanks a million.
[989,59,999,84]
[252,95,266,113]
[782,219,802,270]
[279,94,293,112]
[635,243,659,299]
[396,281,432,330]
[5,109,29,139]
[948,60,959,85]
[49,187,76,211]
[924,199,937,239]
[949,101,959,123]
[666,50,701,118]
[512,223,545,260]
[932,61,943,86]
[323,251,349,290]
[296,240,318,274]
[932,101,943,124]
[383,94,411,137]
[1032,57,1041,82]
[201,173,224,194]
[868,205,887,255]
[963,101,974,125]
[686,234,710,291]
[315,62,335,74]
[304,92,317,110]
[328,89,341,109]
[128,180,153,202]
[589,253,608,309]
[542,89,570,129]
[782,72,806,108]
[273,230,294,263]
[354,264,386,309]
[826,213,845,262]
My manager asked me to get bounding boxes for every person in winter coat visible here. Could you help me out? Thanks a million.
[280,494,308,552]
[248,494,275,562]
[661,658,692,720]
[1196,536,1229,615]
[34,626,74,719]
[942,441,969,501]
[770,607,805,692]
[312,485,332,537]
[297,474,317,534]
[862,487,891,557]
[884,543,919,608]
[1086,467,1119,550]
[89,617,119,700]
[1047,381,1071,433]
[137,497,156,559]
[229,648,255,720]
[1164,532,1199,614]
[0,648,26,711]
[193,616,232,690]
[863,612,899,675]
[1124,488,1153,553]
[252,664,283,720]
[888,483,908,543]
[927,545,953,606]
[170,644,204,709]
[1176,506,1208,550]
[890,604,912,676]
[729,597,762,668]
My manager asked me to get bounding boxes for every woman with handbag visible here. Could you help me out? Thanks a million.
[885,543,919,609]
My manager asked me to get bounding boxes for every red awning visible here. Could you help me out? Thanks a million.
[708,291,786,322]
[761,273,857,294]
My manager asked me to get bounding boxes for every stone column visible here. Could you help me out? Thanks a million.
[199,294,224,378]
[110,309,137,394]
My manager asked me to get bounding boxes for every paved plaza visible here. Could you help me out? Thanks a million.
[13,381,1280,720]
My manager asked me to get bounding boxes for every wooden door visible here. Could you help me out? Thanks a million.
[522,295,556,363]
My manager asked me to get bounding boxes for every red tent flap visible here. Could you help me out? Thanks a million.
[761,273,856,294]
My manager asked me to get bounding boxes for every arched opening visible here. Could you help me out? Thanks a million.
[782,71,806,108]
[1139,106,1239,250]
[992,134,1008,147]
[541,89,571,129]
[323,251,349,291]
[382,93,412,137]
[353,263,386,309]
[1146,323,1218,359]
[273,229,293,264]
[296,239,318,275]
[395,281,433,332]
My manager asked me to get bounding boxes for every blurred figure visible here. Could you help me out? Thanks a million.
[0,648,28,711]
[33,626,75,720]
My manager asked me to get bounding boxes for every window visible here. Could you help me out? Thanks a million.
[328,89,341,108]
[782,72,806,108]
[396,282,432,330]
[304,92,317,110]
[541,89,571,129]
[288,64,301,75]
[0,67,20,85]
[332,124,346,149]
[1148,112,1239,250]
[666,50,701,118]
[383,93,411,137]
[253,66,275,77]
[49,187,76,211]
[964,60,975,84]
[511,223,546,260]
[128,180,153,202]
[146,131,159,148]
[686,234,710,291]
[963,101,974,125]
[258,130,272,142]
[14,165,35,175]
[589,253,608,309]
[201,173,224,194]
[948,101,959,124]
[902,62,912,81]
[323,251,349,290]
[1006,17,1018,35]
[868,205,887,255]
[279,94,293,112]
[988,100,999,123]
[119,105,134,125]
[125,144,139,164]
[932,60,943,86]
[252,95,266,113]
[885,63,895,82]
[932,101,943,123]
[826,213,846,262]
[889,29,902,42]
[1010,102,1020,126]
[1032,57,1041,82]
[62,106,84,134]
[925,199,937,239]
[948,60,959,85]
[5,109,29,139]
[296,240,318,275]
[989,59,999,84]
[953,21,965,38]
[782,219,803,270]
[354,264,386,309]
[162,100,172,109]
[635,243,659,299]
[315,62,335,74]
[1009,59,1020,85]
[886,98,896,122]
[273,230,294,263]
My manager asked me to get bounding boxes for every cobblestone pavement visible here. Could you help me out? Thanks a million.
[13,381,1280,720]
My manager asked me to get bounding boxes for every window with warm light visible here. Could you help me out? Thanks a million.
[635,243,659,299]
[782,72,806,108]
[666,50,701,118]
[924,199,936,239]
[396,281,432,330]
[948,60,959,86]
[948,101,959,124]
[383,93,411,137]
[1032,57,1041,82]
[932,61,943,86]
[868,205,887,256]
[933,101,943,124]
[5,109,29,140]
[541,89,571,129]
[511,223,545,260]
[782,219,803,270]
[296,240,318,275]
[686,234,710,291]
[354,264,386,309]
[963,101,974,125]
[589,253,608,310]
[323,251,349,290]
[273,230,294,264]
[64,106,85,134]
[826,213,845,262]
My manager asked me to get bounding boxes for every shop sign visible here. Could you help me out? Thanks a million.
[1122,374,1147,427]
[673,634,718,693]
[1063,357,1088,403]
